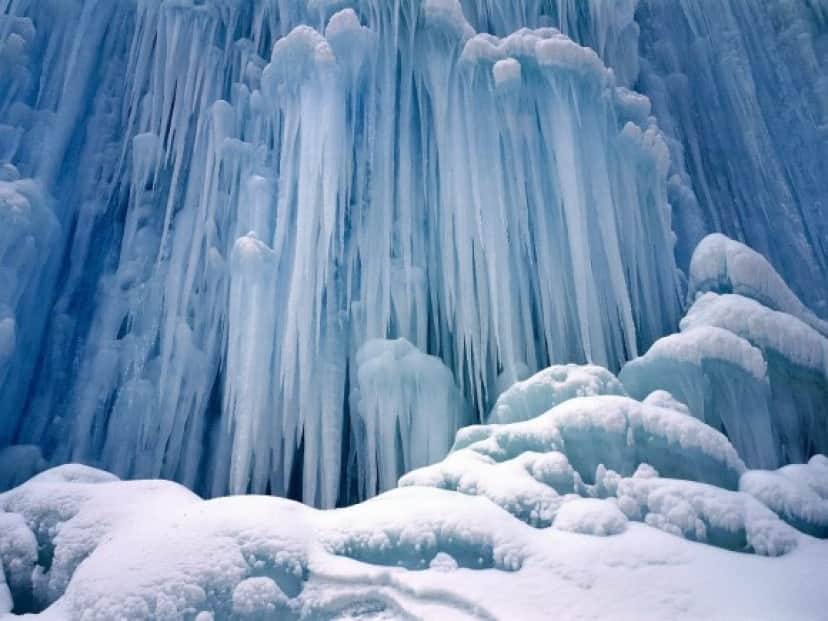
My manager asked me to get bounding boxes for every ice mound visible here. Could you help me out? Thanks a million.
[488,364,627,424]
[350,338,472,498]
[688,234,828,337]
[617,476,797,556]
[740,455,828,538]
[402,395,748,530]
[621,235,828,467]
[553,498,627,536]
[620,327,778,469]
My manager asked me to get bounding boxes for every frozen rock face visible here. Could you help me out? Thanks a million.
[0,0,684,506]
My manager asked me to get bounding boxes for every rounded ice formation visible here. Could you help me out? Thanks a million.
[488,364,627,425]
[553,498,628,536]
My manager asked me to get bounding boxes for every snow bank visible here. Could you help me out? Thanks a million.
[740,456,828,538]
[617,476,798,556]
[403,394,747,532]
[553,498,627,536]
[1,460,827,620]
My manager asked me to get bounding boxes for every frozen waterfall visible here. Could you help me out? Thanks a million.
[1,0,826,507]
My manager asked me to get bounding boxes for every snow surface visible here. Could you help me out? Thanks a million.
[0,451,825,620]
[488,364,626,424]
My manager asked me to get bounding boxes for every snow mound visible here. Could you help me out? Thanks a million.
[620,327,778,469]
[0,445,826,619]
[617,476,798,556]
[403,394,748,532]
[740,456,828,538]
[553,499,627,536]
[689,234,828,337]
[488,364,627,424]
[682,293,828,377]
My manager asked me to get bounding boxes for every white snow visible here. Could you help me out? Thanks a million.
[0,463,825,620]
[488,364,627,424]
[688,234,828,337]
[553,498,628,536]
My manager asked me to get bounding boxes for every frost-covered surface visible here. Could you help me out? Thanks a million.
[488,364,626,424]
[402,395,747,528]
[680,293,828,464]
[0,451,826,620]
[740,455,828,538]
[620,327,778,469]
[688,234,828,337]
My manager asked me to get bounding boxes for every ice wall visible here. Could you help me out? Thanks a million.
[636,0,828,312]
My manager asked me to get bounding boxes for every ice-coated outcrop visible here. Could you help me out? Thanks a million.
[620,327,778,469]
[688,234,828,337]
[622,235,828,469]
